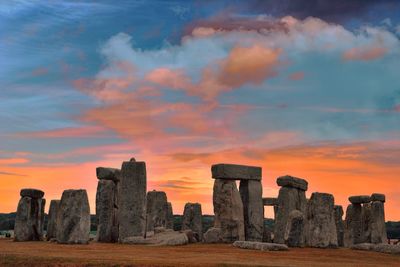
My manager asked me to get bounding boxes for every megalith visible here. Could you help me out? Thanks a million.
[96,179,118,242]
[212,163,262,243]
[344,195,370,247]
[46,200,60,241]
[284,209,305,247]
[146,190,168,232]
[181,202,203,241]
[239,180,264,241]
[305,192,338,248]
[14,188,45,242]
[334,205,344,247]
[118,159,147,241]
[56,189,90,244]
[274,175,307,244]
[212,179,245,242]
[370,193,387,244]
[166,202,174,229]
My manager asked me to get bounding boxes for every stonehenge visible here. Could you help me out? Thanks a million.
[181,202,203,241]
[46,200,60,241]
[11,159,390,253]
[14,188,46,241]
[56,189,91,244]
[274,175,307,244]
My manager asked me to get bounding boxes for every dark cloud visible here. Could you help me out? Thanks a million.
[0,171,27,177]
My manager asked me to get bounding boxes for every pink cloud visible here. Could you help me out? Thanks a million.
[288,71,305,81]
[31,67,49,77]
[342,46,387,61]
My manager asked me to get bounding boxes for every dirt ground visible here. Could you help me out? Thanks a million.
[0,239,399,267]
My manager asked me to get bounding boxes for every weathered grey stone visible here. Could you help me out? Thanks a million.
[213,179,245,242]
[344,203,363,247]
[274,186,307,244]
[361,203,372,243]
[262,226,272,243]
[370,201,387,244]
[46,200,60,241]
[181,202,203,241]
[233,241,289,251]
[121,229,189,246]
[20,188,44,199]
[56,189,90,244]
[211,164,261,180]
[203,227,223,243]
[371,193,385,203]
[351,243,375,251]
[349,195,371,204]
[262,197,278,206]
[334,205,344,247]
[96,180,118,243]
[166,202,174,229]
[373,244,400,255]
[239,180,263,242]
[305,193,338,248]
[276,175,308,191]
[118,161,147,240]
[14,196,45,241]
[146,191,168,232]
[285,210,305,247]
[96,167,121,182]
[181,229,198,243]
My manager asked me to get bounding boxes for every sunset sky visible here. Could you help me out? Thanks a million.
[1,0,400,220]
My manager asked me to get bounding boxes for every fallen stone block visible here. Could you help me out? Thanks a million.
[121,229,189,246]
[233,241,289,251]
[373,244,400,255]
[211,164,261,180]
[351,243,375,251]
[203,227,223,243]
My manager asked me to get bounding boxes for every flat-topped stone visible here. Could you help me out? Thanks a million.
[262,197,278,206]
[20,188,44,199]
[233,241,289,251]
[276,175,308,191]
[349,195,371,204]
[211,164,261,180]
[371,193,385,203]
[96,167,121,181]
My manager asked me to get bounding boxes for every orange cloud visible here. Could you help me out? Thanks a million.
[288,71,305,81]
[342,46,387,61]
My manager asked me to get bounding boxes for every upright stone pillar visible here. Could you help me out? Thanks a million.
[334,205,344,247]
[285,210,305,247]
[239,180,264,242]
[344,195,370,247]
[46,200,60,241]
[274,175,307,244]
[305,193,338,248]
[56,189,90,244]
[166,202,174,229]
[146,190,168,232]
[209,163,262,243]
[182,202,203,241]
[14,189,45,242]
[118,159,147,241]
[370,193,387,244]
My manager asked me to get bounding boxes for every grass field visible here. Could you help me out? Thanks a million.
[0,239,399,266]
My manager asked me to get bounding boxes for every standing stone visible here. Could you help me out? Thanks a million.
[344,203,363,247]
[274,176,307,244]
[118,160,147,240]
[361,203,373,243]
[96,180,118,242]
[213,179,245,243]
[370,198,387,244]
[263,226,272,243]
[56,189,90,244]
[14,188,46,242]
[239,180,264,241]
[305,193,338,248]
[182,202,203,241]
[166,202,174,229]
[285,210,305,247]
[47,200,60,241]
[146,191,168,232]
[334,205,345,247]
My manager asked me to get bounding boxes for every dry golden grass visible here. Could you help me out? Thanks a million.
[0,239,399,266]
